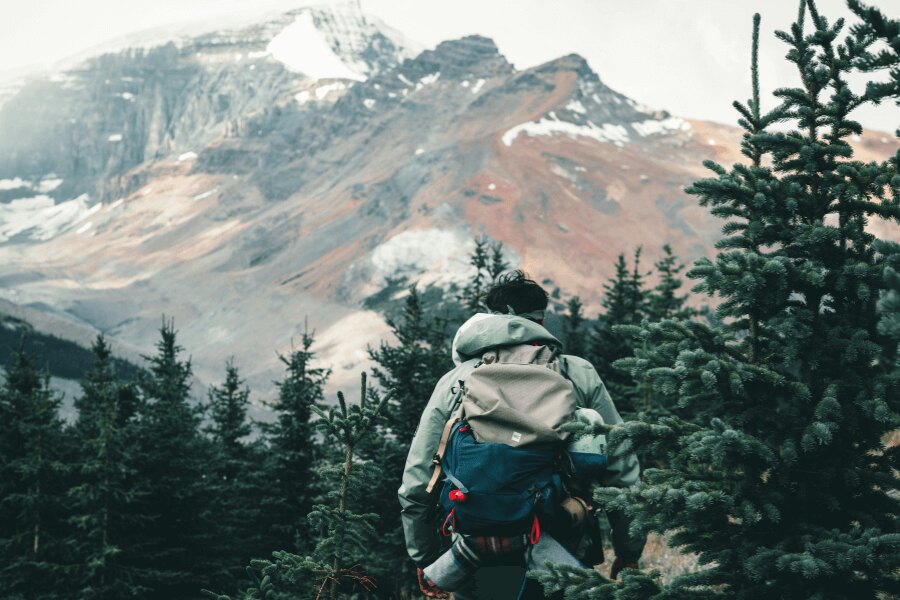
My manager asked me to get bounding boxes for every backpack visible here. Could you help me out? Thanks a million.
[427,344,596,540]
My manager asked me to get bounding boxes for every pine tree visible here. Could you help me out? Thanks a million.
[489,240,511,280]
[364,286,452,594]
[460,237,510,311]
[203,375,393,600]
[561,295,587,357]
[461,236,491,310]
[538,3,900,598]
[67,336,143,600]
[207,360,252,451]
[369,286,451,443]
[621,245,697,418]
[646,244,693,321]
[589,249,649,414]
[129,318,214,599]
[261,332,329,554]
[204,360,270,593]
[0,341,69,600]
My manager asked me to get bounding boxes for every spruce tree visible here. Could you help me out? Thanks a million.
[624,245,696,419]
[207,360,252,451]
[261,332,329,554]
[461,236,491,310]
[489,239,511,280]
[369,286,451,443]
[204,360,269,593]
[129,318,214,599]
[364,286,452,594]
[561,295,587,357]
[203,375,393,600]
[68,336,143,600]
[589,249,649,414]
[646,245,693,321]
[0,341,69,600]
[460,237,510,310]
[538,2,900,598]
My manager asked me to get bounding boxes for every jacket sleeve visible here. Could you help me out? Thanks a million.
[588,377,641,489]
[397,368,459,567]
[566,356,646,562]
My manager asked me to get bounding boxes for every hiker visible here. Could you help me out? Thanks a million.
[398,271,646,599]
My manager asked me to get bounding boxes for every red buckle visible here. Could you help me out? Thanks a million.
[449,489,468,503]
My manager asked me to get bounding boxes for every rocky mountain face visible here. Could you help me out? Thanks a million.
[0,2,895,403]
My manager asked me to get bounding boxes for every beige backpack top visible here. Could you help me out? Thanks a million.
[462,344,577,447]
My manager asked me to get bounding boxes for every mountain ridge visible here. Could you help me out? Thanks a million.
[0,2,895,401]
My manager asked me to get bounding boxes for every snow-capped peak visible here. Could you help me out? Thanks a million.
[267,2,420,82]
[267,12,366,81]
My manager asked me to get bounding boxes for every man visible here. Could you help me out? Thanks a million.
[399,271,645,599]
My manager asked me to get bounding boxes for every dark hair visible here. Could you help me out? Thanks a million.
[483,270,549,318]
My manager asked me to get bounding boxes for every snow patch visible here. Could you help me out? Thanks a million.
[107,133,123,142]
[37,177,63,192]
[398,73,413,86]
[416,72,440,90]
[295,90,311,104]
[566,100,587,114]
[76,221,92,234]
[471,79,486,94]
[177,151,198,162]
[461,80,470,88]
[363,98,376,109]
[315,81,346,99]
[502,116,630,147]
[414,148,425,156]
[488,183,496,191]
[370,228,475,288]
[266,12,365,81]
[631,117,691,136]
[0,194,95,243]
[0,177,28,190]
[117,92,135,101]
[193,189,217,201]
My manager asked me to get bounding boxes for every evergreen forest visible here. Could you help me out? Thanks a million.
[1,1,897,598]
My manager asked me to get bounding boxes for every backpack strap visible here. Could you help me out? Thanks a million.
[425,382,466,494]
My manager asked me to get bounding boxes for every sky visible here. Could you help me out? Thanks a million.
[0,0,897,132]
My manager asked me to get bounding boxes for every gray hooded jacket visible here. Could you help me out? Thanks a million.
[398,314,644,567]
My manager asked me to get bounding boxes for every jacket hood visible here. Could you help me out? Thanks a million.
[451,313,561,366]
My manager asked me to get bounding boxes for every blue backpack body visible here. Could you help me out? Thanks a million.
[438,420,563,536]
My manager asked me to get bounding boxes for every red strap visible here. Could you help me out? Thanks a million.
[442,508,456,537]
[530,515,541,545]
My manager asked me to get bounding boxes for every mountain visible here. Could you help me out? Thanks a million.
[0,2,895,402]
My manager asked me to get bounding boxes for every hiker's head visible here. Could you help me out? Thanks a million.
[484,270,549,323]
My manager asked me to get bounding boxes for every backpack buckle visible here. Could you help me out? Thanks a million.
[432,453,441,465]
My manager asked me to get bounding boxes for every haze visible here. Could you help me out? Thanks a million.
[0,0,897,132]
